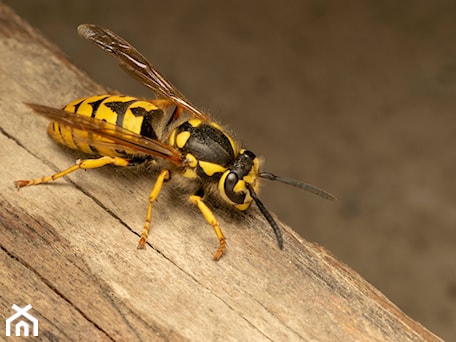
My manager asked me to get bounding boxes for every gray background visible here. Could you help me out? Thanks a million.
[5,1,455,339]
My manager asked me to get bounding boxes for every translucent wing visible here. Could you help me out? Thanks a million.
[25,103,185,166]
[77,24,208,121]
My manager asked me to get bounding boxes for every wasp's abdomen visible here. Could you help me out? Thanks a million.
[48,95,163,157]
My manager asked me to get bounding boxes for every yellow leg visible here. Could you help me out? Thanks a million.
[137,169,170,249]
[14,156,130,188]
[189,195,226,261]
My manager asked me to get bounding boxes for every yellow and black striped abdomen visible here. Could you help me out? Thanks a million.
[48,95,163,157]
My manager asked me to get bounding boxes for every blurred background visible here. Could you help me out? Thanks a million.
[5,1,455,339]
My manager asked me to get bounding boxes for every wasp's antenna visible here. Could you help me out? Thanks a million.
[259,172,336,200]
[247,184,283,249]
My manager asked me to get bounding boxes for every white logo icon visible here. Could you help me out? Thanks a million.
[5,304,38,337]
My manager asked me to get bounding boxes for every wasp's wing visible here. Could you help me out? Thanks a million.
[25,103,184,166]
[77,24,207,121]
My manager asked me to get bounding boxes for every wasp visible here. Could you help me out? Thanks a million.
[15,24,335,260]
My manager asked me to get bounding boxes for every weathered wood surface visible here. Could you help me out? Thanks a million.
[0,4,442,341]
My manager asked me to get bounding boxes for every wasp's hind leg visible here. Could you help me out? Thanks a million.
[189,194,226,261]
[137,169,170,249]
[14,156,131,189]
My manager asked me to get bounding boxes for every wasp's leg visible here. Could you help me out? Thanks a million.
[189,195,226,261]
[14,156,130,189]
[137,169,170,249]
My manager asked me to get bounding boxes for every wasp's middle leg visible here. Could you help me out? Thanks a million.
[137,169,170,249]
[190,194,226,260]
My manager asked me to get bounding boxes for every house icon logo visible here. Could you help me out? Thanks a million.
[5,304,38,337]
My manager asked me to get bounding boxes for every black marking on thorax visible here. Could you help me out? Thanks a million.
[178,122,235,166]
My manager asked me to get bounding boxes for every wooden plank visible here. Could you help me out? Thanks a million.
[0,4,442,341]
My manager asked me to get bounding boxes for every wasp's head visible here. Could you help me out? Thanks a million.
[219,149,259,211]
[219,149,285,248]
[218,148,336,250]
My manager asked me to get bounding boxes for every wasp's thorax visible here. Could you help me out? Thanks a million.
[169,119,259,210]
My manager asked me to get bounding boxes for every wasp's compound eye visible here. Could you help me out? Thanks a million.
[224,172,246,204]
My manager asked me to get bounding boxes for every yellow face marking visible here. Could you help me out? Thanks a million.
[233,180,246,193]
[243,153,260,192]
[231,179,253,211]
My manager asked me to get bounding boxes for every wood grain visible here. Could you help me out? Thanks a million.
[0,4,442,341]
